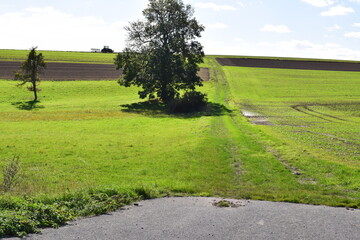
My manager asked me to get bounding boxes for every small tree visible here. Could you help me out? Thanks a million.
[14,47,46,101]
[115,0,205,103]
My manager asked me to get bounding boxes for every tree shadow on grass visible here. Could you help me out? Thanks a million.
[11,100,44,111]
[120,100,232,118]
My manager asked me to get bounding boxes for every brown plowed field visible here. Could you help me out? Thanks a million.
[0,61,120,80]
[0,61,210,81]
[216,58,360,71]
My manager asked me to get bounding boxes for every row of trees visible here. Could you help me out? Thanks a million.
[16,0,206,111]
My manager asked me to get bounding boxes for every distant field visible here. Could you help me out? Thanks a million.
[217,57,360,71]
[0,61,120,80]
[212,54,360,63]
[0,49,116,64]
[0,53,359,210]
[3,49,360,64]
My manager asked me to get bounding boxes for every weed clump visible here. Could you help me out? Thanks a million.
[2,156,20,192]
[0,187,160,237]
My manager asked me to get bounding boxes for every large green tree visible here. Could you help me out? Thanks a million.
[115,0,205,103]
[14,47,46,101]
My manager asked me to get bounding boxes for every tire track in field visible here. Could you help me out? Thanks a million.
[291,104,355,123]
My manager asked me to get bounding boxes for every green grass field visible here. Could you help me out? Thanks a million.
[205,57,360,203]
[223,65,360,165]
[0,52,359,236]
[0,79,233,195]
[0,49,116,64]
[218,59,359,198]
[3,49,360,64]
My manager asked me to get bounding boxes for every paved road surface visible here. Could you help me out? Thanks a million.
[11,197,360,240]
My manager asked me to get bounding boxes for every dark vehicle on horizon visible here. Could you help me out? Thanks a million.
[101,46,114,53]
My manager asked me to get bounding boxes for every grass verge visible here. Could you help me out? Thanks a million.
[0,186,167,237]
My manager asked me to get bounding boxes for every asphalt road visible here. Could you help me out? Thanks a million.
[12,197,360,240]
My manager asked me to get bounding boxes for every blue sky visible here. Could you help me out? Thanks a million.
[1,0,360,60]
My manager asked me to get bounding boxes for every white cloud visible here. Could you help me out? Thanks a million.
[257,40,360,60]
[350,0,360,3]
[344,32,360,38]
[201,38,360,60]
[261,24,291,33]
[327,24,341,31]
[237,1,244,7]
[0,7,126,51]
[195,2,237,11]
[352,23,360,27]
[205,22,230,29]
[320,5,354,16]
[300,0,335,7]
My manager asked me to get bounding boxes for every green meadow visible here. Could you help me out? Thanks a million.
[223,65,359,164]
[0,79,232,195]
[219,61,359,198]
[0,52,359,236]
[0,49,116,63]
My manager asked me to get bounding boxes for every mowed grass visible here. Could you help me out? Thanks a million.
[0,79,235,195]
[223,66,360,164]
[0,55,359,210]
[0,49,116,64]
[218,62,360,205]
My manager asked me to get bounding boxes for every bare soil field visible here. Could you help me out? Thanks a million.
[0,61,210,81]
[0,61,120,80]
[216,58,360,71]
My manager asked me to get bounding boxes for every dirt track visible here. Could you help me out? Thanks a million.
[0,61,209,81]
[216,58,360,71]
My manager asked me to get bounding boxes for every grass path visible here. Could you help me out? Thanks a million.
[204,57,359,206]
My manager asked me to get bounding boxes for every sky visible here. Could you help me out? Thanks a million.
[1,0,360,60]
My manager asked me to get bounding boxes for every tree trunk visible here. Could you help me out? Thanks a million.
[32,81,37,101]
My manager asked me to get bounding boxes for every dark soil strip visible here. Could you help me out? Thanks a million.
[0,61,209,81]
[0,61,121,81]
[216,58,360,71]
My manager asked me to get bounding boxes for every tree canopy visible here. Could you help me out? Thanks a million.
[114,0,205,103]
[14,47,46,101]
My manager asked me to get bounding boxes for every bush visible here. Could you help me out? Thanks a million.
[167,91,208,113]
